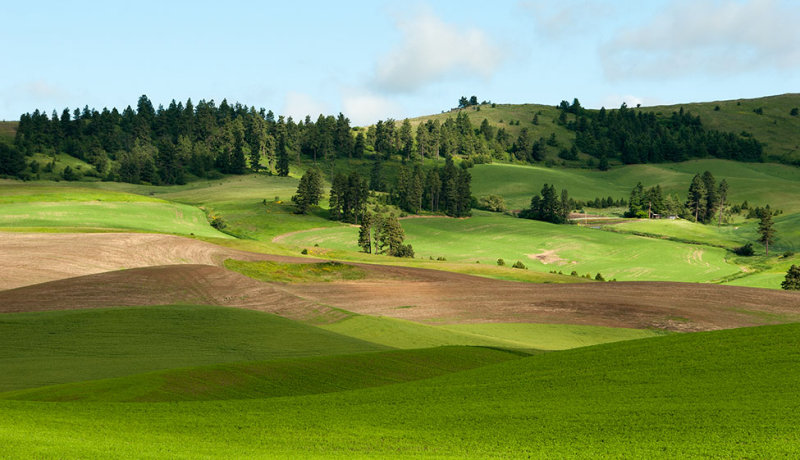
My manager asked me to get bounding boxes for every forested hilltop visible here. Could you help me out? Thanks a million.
[2,94,799,185]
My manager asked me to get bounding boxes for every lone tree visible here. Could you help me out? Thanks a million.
[757,209,776,256]
[782,265,800,290]
[292,168,323,214]
[686,174,707,222]
[358,211,373,254]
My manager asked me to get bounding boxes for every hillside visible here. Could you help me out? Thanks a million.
[0,121,16,144]
[409,93,800,164]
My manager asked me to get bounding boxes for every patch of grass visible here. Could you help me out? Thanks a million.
[2,324,800,457]
[609,219,748,249]
[224,259,366,283]
[0,347,522,403]
[281,211,741,282]
[322,315,661,351]
[0,305,386,392]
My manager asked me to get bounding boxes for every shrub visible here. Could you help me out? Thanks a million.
[783,251,795,258]
[734,243,755,256]
[497,258,505,266]
[782,265,800,290]
[511,261,527,269]
[209,215,226,230]
[570,270,578,276]
[301,248,308,255]
[595,273,605,281]
[477,195,507,213]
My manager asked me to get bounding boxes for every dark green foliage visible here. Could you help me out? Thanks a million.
[757,210,776,256]
[496,258,505,266]
[0,143,26,177]
[329,171,369,223]
[782,265,800,290]
[358,211,373,253]
[209,214,226,230]
[60,165,80,181]
[733,242,755,256]
[520,184,570,224]
[292,168,324,214]
[511,260,527,269]
[566,102,762,163]
[791,108,799,116]
[390,157,471,217]
[594,273,605,281]
[686,174,707,222]
[372,214,412,257]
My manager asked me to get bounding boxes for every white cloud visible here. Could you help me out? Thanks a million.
[520,0,614,39]
[600,94,652,109]
[601,0,800,80]
[282,91,329,121]
[341,89,401,126]
[374,9,504,93]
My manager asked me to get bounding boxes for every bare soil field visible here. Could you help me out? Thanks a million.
[0,232,314,290]
[280,279,800,331]
[2,232,798,332]
[0,264,346,323]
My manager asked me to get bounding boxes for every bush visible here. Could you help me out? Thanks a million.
[477,195,507,213]
[497,258,505,266]
[209,215,226,230]
[734,243,755,256]
[595,273,605,281]
[783,251,795,258]
[570,270,578,276]
[511,261,527,269]
[395,244,415,258]
[301,248,308,255]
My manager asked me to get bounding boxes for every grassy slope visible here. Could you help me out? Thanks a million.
[281,211,740,282]
[1,347,523,403]
[471,159,800,212]
[321,315,662,351]
[0,121,16,143]
[1,324,799,458]
[0,305,387,392]
[224,259,367,283]
[0,180,230,238]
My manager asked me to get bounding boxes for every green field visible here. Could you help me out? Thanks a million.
[224,259,367,283]
[0,305,386,392]
[1,346,522,403]
[2,323,799,458]
[471,159,800,212]
[321,315,662,351]
[280,211,741,282]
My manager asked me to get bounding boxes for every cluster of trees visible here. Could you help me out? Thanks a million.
[623,171,729,223]
[389,157,472,217]
[560,100,763,165]
[519,184,572,224]
[685,172,729,224]
[11,95,371,184]
[329,172,370,223]
[291,169,324,214]
[0,143,25,177]
[358,212,414,258]
[579,196,627,209]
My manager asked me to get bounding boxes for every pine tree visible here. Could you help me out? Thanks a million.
[758,210,776,256]
[701,171,717,223]
[276,133,290,177]
[292,168,323,214]
[686,174,707,222]
[358,211,373,253]
[717,179,729,226]
[782,265,800,290]
[370,156,383,191]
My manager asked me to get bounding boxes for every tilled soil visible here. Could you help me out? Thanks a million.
[2,232,799,331]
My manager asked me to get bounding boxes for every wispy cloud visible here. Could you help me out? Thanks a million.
[341,89,400,126]
[373,8,504,93]
[520,0,615,39]
[601,0,800,80]
[282,91,329,121]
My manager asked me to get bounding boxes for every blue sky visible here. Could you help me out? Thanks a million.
[2,0,798,125]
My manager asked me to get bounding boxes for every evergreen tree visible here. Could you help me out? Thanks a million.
[292,168,323,214]
[686,174,707,222]
[782,265,800,290]
[354,131,366,158]
[717,179,729,226]
[757,210,776,256]
[701,171,717,223]
[0,143,25,177]
[358,211,373,253]
[276,133,290,177]
[369,155,384,191]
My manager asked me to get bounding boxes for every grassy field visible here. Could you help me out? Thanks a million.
[471,159,800,211]
[0,305,386,392]
[1,323,799,457]
[1,346,523,403]
[322,315,662,351]
[280,211,741,282]
[0,121,16,144]
[224,259,367,283]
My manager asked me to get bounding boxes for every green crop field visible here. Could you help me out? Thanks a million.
[280,211,741,282]
[322,315,662,351]
[1,323,799,458]
[0,305,386,392]
[471,159,800,212]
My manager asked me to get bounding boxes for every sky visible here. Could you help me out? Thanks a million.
[2,0,798,125]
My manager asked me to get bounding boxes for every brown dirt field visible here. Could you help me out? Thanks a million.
[2,232,799,332]
[0,232,317,290]
[0,264,347,323]
[280,278,800,332]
